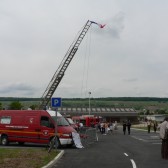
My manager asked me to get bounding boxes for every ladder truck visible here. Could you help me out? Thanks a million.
[39,20,105,109]
[39,20,93,109]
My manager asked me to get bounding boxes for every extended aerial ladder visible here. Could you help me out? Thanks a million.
[39,20,94,109]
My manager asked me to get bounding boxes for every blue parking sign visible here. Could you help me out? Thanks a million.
[51,97,62,108]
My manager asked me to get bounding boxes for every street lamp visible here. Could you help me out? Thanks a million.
[143,109,146,121]
[88,92,91,115]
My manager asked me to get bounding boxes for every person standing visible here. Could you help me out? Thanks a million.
[100,122,105,134]
[123,121,127,135]
[97,122,101,133]
[109,122,113,134]
[126,120,131,135]
[79,122,84,131]
[153,120,158,133]
[104,122,109,135]
[158,117,168,159]
[147,120,151,133]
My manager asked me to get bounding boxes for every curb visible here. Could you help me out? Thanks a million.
[41,150,65,168]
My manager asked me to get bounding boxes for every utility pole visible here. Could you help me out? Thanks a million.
[88,92,91,115]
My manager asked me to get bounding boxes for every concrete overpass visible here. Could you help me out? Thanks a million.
[57,107,139,122]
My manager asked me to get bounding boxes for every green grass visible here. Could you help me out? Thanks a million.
[132,124,148,130]
[0,148,59,168]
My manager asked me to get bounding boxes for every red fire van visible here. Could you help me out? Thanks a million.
[0,110,76,147]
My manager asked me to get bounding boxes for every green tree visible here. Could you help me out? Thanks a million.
[157,109,166,114]
[29,104,38,110]
[0,102,2,110]
[9,101,23,110]
[155,109,166,114]
[146,109,150,115]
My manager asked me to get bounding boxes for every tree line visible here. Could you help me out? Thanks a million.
[1,97,168,115]
[1,97,168,102]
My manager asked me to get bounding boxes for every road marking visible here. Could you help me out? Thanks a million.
[124,153,128,156]
[130,159,137,168]
[152,143,161,145]
[150,136,159,138]
[124,153,137,168]
[131,136,147,142]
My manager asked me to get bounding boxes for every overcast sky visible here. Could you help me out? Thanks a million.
[1,0,168,98]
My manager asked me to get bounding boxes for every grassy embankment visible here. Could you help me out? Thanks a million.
[0,148,59,168]
[131,123,148,130]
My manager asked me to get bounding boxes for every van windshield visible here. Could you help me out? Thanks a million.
[52,116,70,126]
[66,118,75,124]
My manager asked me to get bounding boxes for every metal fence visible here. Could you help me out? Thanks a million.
[79,127,98,147]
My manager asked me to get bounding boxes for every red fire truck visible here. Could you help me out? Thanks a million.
[72,115,102,127]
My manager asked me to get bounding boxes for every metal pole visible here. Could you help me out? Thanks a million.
[55,108,58,150]
[143,109,146,121]
[89,92,91,115]
[143,109,146,127]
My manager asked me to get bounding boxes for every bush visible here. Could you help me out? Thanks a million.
[9,101,23,110]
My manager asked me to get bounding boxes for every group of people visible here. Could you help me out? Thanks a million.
[122,120,131,135]
[122,118,168,159]
[141,118,168,160]
[146,120,158,133]
[97,120,131,135]
[97,121,117,135]
[96,118,168,160]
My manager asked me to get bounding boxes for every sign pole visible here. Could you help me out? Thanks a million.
[51,97,62,150]
[55,107,58,150]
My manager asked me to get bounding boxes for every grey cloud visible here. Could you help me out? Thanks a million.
[106,12,125,38]
[0,83,36,96]
[1,1,168,98]
[123,78,138,82]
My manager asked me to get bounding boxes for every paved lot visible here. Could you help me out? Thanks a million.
[51,127,168,168]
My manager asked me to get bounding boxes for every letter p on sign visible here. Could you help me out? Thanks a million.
[51,97,62,108]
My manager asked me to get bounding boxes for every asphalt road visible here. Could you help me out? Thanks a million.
[52,127,168,168]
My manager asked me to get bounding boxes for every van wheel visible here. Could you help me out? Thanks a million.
[1,135,9,146]
[67,144,73,148]
[18,142,25,145]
